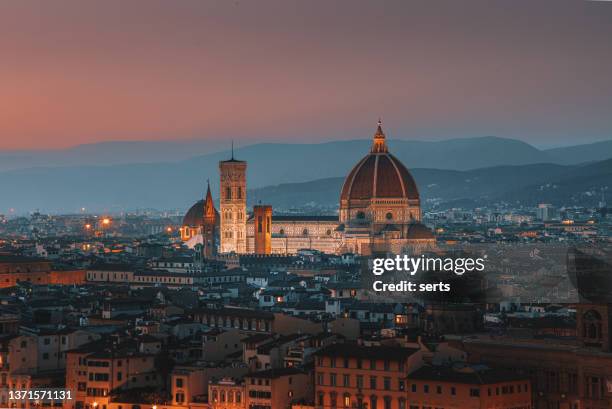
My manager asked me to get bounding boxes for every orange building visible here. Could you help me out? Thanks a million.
[315,344,424,409]
[407,365,531,409]
[65,345,159,409]
[209,377,245,409]
[49,269,86,285]
[253,205,272,255]
[315,343,531,409]
[0,255,52,288]
[244,368,311,409]
[0,255,85,287]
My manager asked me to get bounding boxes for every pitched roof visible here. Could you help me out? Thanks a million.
[409,365,528,385]
[315,343,419,361]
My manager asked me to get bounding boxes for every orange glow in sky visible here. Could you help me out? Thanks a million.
[1,0,612,150]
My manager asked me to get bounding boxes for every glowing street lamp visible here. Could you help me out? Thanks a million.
[102,218,111,226]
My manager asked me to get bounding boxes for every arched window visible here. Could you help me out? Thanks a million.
[226,187,232,200]
[343,393,351,408]
[279,229,285,235]
[385,212,393,220]
[303,228,309,236]
[356,211,366,219]
[583,310,602,341]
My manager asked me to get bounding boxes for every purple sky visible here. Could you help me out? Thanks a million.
[1,0,612,150]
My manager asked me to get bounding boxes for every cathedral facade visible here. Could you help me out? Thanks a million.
[180,121,434,256]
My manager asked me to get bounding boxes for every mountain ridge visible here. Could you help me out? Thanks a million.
[0,136,610,213]
[1,136,609,173]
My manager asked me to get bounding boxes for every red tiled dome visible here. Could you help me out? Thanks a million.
[183,194,219,227]
[340,153,419,201]
[183,200,205,227]
[340,123,419,202]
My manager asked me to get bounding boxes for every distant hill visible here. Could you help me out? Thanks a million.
[498,158,612,206]
[0,136,610,213]
[2,136,611,173]
[249,160,612,210]
[0,140,229,172]
[545,140,612,165]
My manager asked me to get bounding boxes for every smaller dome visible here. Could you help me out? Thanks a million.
[183,200,204,227]
[183,184,219,227]
[407,223,434,240]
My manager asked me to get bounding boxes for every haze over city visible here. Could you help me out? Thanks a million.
[2,0,612,150]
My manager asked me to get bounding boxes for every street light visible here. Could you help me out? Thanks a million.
[102,218,111,226]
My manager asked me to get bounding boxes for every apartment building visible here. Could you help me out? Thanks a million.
[65,343,159,409]
[315,343,424,409]
[244,368,311,409]
[407,365,531,409]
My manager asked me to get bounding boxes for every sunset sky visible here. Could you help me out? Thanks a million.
[1,0,612,150]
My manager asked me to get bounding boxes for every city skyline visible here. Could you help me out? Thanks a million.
[2,3,612,409]
[2,0,612,150]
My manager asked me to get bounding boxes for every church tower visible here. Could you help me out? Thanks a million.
[202,181,217,259]
[253,204,272,254]
[219,149,247,254]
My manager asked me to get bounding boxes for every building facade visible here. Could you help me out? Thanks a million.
[462,304,612,409]
[181,122,435,256]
